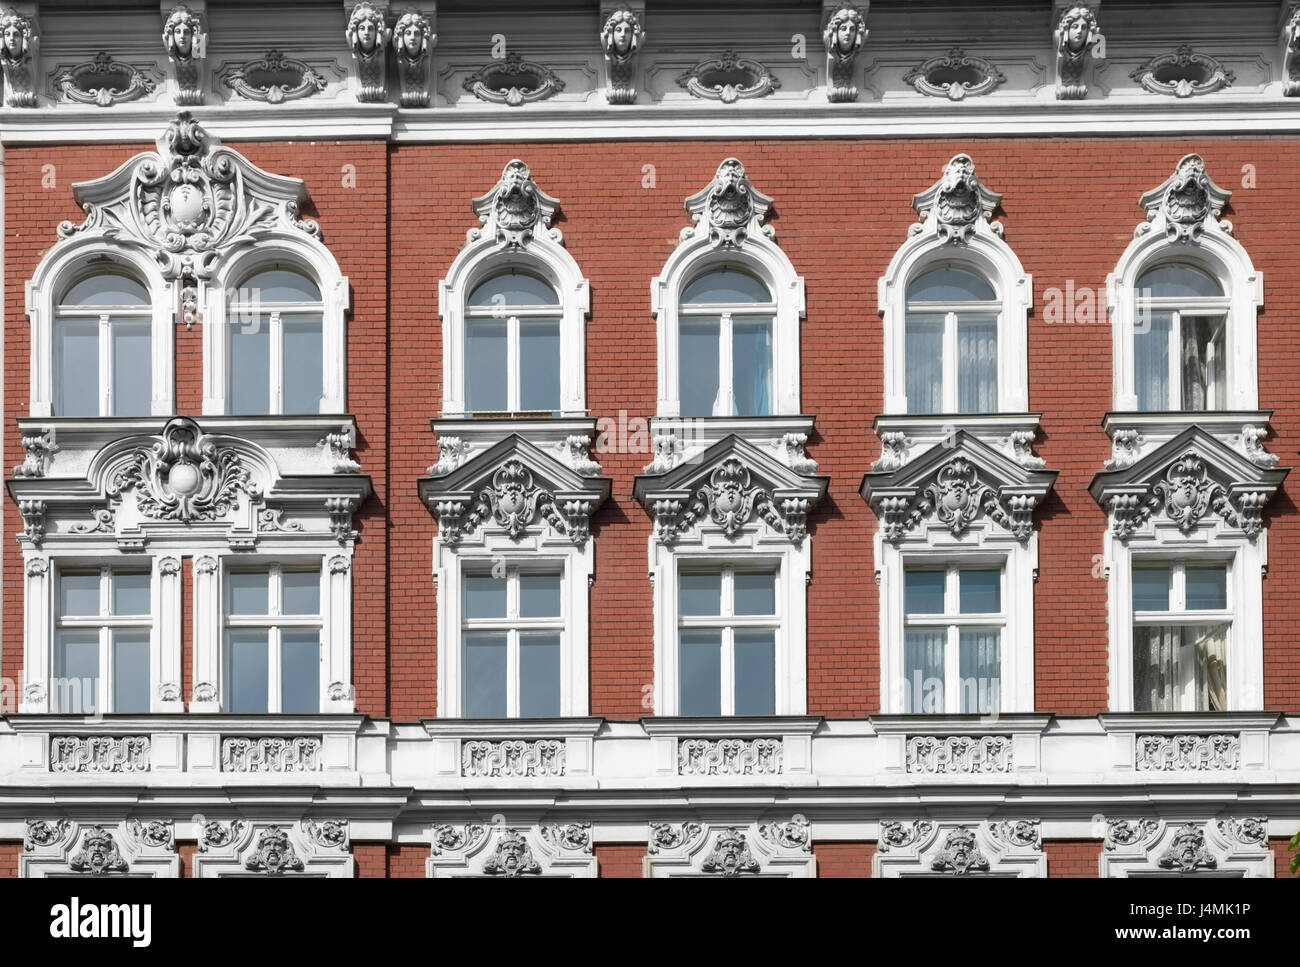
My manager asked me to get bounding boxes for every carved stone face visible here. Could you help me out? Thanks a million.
[836,19,858,55]
[172,22,194,57]
[1065,15,1090,53]
[612,20,633,55]
[3,24,24,58]
[400,23,424,57]
[355,18,378,53]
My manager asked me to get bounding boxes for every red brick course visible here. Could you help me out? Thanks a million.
[813,841,875,877]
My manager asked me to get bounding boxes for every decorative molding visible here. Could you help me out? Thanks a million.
[1284,4,1300,96]
[24,819,71,851]
[162,4,207,105]
[1136,733,1240,772]
[194,820,353,878]
[905,735,1013,774]
[652,458,808,546]
[199,820,246,851]
[775,433,818,475]
[52,52,160,108]
[1135,153,1233,243]
[346,2,391,102]
[1054,4,1103,100]
[871,431,912,472]
[683,157,774,249]
[461,739,566,777]
[644,433,682,474]
[875,819,1045,877]
[220,736,323,773]
[12,429,57,478]
[930,825,990,874]
[463,50,565,107]
[22,820,178,878]
[0,6,38,107]
[1238,425,1279,468]
[644,819,815,877]
[558,435,601,477]
[110,417,255,524]
[50,736,151,774]
[18,498,46,546]
[648,821,703,854]
[909,153,1004,243]
[427,823,596,877]
[219,49,331,104]
[392,6,435,107]
[903,47,1006,100]
[428,436,469,476]
[600,5,645,104]
[700,827,760,875]
[303,818,349,850]
[678,738,782,776]
[245,825,305,874]
[1105,428,1144,470]
[1216,816,1268,846]
[468,158,562,250]
[1100,818,1273,877]
[319,425,362,474]
[1131,46,1234,99]
[823,4,868,103]
[676,50,780,104]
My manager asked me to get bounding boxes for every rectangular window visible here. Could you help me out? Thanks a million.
[679,313,773,418]
[53,568,152,714]
[1134,311,1226,412]
[53,319,101,417]
[677,566,778,716]
[465,314,562,416]
[680,316,721,417]
[223,564,322,714]
[466,317,508,413]
[905,311,998,414]
[902,565,1004,714]
[461,566,563,718]
[282,315,324,414]
[228,311,323,415]
[1131,560,1229,712]
[110,319,153,417]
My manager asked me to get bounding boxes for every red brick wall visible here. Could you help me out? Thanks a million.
[386,844,427,878]
[0,841,18,878]
[595,843,644,877]
[353,842,387,877]
[178,842,196,878]
[1270,837,1297,878]
[813,841,875,877]
[1044,839,1100,877]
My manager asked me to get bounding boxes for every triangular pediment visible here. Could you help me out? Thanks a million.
[1090,425,1288,540]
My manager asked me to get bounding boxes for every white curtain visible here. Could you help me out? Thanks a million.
[1194,625,1228,712]
[905,315,942,413]
[1179,315,1225,412]
[958,629,1001,714]
[957,314,998,414]
[1134,310,1171,411]
[903,629,945,713]
[1134,624,1228,712]
[1134,625,1179,712]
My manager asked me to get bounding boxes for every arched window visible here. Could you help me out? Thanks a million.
[464,269,562,415]
[904,264,999,414]
[1131,262,1228,412]
[678,266,774,417]
[227,265,324,415]
[53,269,152,417]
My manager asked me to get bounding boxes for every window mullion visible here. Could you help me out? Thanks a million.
[268,625,282,714]
[99,624,112,715]
[721,625,735,717]
[507,629,520,718]
[1169,310,1182,410]
[719,311,734,416]
[508,315,520,413]
[944,311,959,413]
[946,624,961,714]
[270,309,284,414]
[99,312,112,416]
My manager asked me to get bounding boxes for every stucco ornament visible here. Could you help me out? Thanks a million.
[601,6,645,104]
[930,825,990,875]
[482,829,542,877]
[0,6,37,107]
[162,4,206,105]
[469,159,562,250]
[1054,5,1103,99]
[677,49,780,103]
[1136,153,1233,243]
[245,825,305,874]
[904,47,1005,100]
[700,828,761,876]
[347,2,391,102]
[1285,5,1300,97]
[222,49,328,103]
[69,826,129,875]
[463,50,565,107]
[823,4,867,102]
[1158,824,1217,873]
[910,153,1004,244]
[1131,46,1234,99]
[54,51,159,107]
[392,7,434,107]
[684,157,775,250]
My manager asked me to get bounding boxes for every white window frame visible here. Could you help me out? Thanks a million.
[462,276,566,415]
[25,247,175,418]
[460,561,567,718]
[52,564,154,715]
[1130,264,1233,412]
[204,240,350,416]
[225,267,327,415]
[902,267,1003,414]
[901,562,1007,714]
[52,287,153,418]
[676,563,781,716]
[221,562,325,715]
[675,272,778,417]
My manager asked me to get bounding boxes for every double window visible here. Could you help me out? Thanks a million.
[904,265,999,414]
[462,566,563,718]
[54,567,151,714]
[678,566,778,716]
[464,270,562,416]
[678,267,774,418]
[1131,559,1229,712]
[1133,262,1227,412]
[224,565,322,714]
[903,565,1003,714]
[53,270,152,417]
[227,266,324,415]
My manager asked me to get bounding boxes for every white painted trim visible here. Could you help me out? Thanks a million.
[20,820,180,878]
[873,820,1046,878]
[1099,818,1273,878]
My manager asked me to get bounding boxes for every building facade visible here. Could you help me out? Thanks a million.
[0,0,1297,878]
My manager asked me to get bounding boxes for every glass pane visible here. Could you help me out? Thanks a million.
[519,573,562,618]
[958,629,1000,715]
[1137,263,1222,299]
[1133,624,1178,713]
[1186,564,1228,611]
[468,271,557,308]
[56,631,100,714]
[464,632,507,718]
[682,268,769,304]
[903,629,945,714]
[904,570,945,615]
[111,319,152,417]
[59,572,101,617]
[465,318,507,412]
[229,315,271,415]
[679,630,722,716]
[111,572,150,616]
[732,317,773,416]
[281,569,320,616]
[734,630,776,715]
[679,572,722,616]
[54,319,100,416]
[907,266,996,303]
[957,313,998,414]
[905,314,943,413]
[1134,310,1171,411]
[1180,315,1225,412]
[282,315,323,413]
[1132,565,1171,612]
[236,268,321,304]
[959,569,1001,614]
[61,271,149,307]
[226,571,269,616]
[734,572,776,616]
[281,630,320,714]
[519,317,561,412]
[112,631,151,714]
[519,633,561,717]
[1193,624,1228,713]
[463,574,507,619]
[679,316,721,416]
[226,630,268,714]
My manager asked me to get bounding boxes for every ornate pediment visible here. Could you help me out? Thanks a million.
[467,159,563,250]
[634,434,827,546]
[644,817,814,877]
[860,431,1057,545]
[681,158,776,249]
[1090,426,1288,541]
[1135,153,1233,243]
[909,153,1004,244]
[875,819,1044,877]
[194,819,352,878]
[420,434,611,547]
[1100,817,1272,878]
[55,112,321,280]
[426,822,596,878]
[21,819,178,878]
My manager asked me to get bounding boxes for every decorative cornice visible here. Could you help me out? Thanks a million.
[601,5,645,105]
[392,7,435,108]
[219,49,333,104]
[904,47,1005,101]
[677,50,780,104]
[1054,5,1103,100]
[346,2,392,103]
[1131,46,1234,99]
[463,51,565,107]
[53,52,160,108]
[824,4,868,103]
